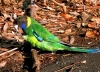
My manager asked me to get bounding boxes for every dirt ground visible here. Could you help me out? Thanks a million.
[0,0,100,72]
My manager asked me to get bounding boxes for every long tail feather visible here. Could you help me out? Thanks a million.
[39,41,100,53]
[68,47,100,53]
[84,49,100,53]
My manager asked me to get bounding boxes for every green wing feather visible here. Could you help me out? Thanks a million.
[28,17,60,42]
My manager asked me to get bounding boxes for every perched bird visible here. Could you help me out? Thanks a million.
[16,16,100,53]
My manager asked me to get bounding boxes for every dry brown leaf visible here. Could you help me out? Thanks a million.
[62,36,69,43]
[56,30,64,33]
[3,0,10,5]
[0,48,8,52]
[46,6,55,11]
[7,33,16,37]
[5,36,14,40]
[82,12,90,23]
[97,36,100,41]
[13,9,24,16]
[3,12,14,22]
[97,1,100,5]
[85,0,96,3]
[18,28,24,34]
[91,17,100,24]
[0,23,5,30]
[65,29,72,35]
[69,36,75,45]
[69,11,80,16]
[7,30,13,33]
[60,13,73,22]
[0,61,7,68]
[5,7,13,12]
[93,30,99,35]
[40,18,48,24]
[0,17,5,22]
[85,31,97,38]
[3,23,8,32]
[17,12,24,16]
[88,21,100,29]
[88,21,96,28]
[18,0,24,7]
[76,22,82,28]
[14,36,24,43]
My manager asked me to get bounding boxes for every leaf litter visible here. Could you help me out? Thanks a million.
[0,0,100,72]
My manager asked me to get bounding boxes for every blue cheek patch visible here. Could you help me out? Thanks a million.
[20,22,26,30]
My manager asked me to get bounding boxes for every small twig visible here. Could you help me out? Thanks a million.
[51,0,66,13]
[0,48,18,61]
[0,48,18,57]
[0,51,17,61]
[31,49,40,71]
[54,60,86,72]
[31,0,37,19]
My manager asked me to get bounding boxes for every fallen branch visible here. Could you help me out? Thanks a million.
[0,48,18,57]
[54,60,86,72]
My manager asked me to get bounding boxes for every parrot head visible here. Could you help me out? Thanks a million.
[14,16,28,34]
[16,16,27,29]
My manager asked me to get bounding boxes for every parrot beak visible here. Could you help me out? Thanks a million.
[14,25,24,34]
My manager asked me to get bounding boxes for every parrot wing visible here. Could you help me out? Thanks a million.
[29,17,60,42]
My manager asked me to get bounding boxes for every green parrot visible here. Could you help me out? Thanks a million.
[16,16,100,53]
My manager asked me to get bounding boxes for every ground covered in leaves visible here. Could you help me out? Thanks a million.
[0,0,100,72]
